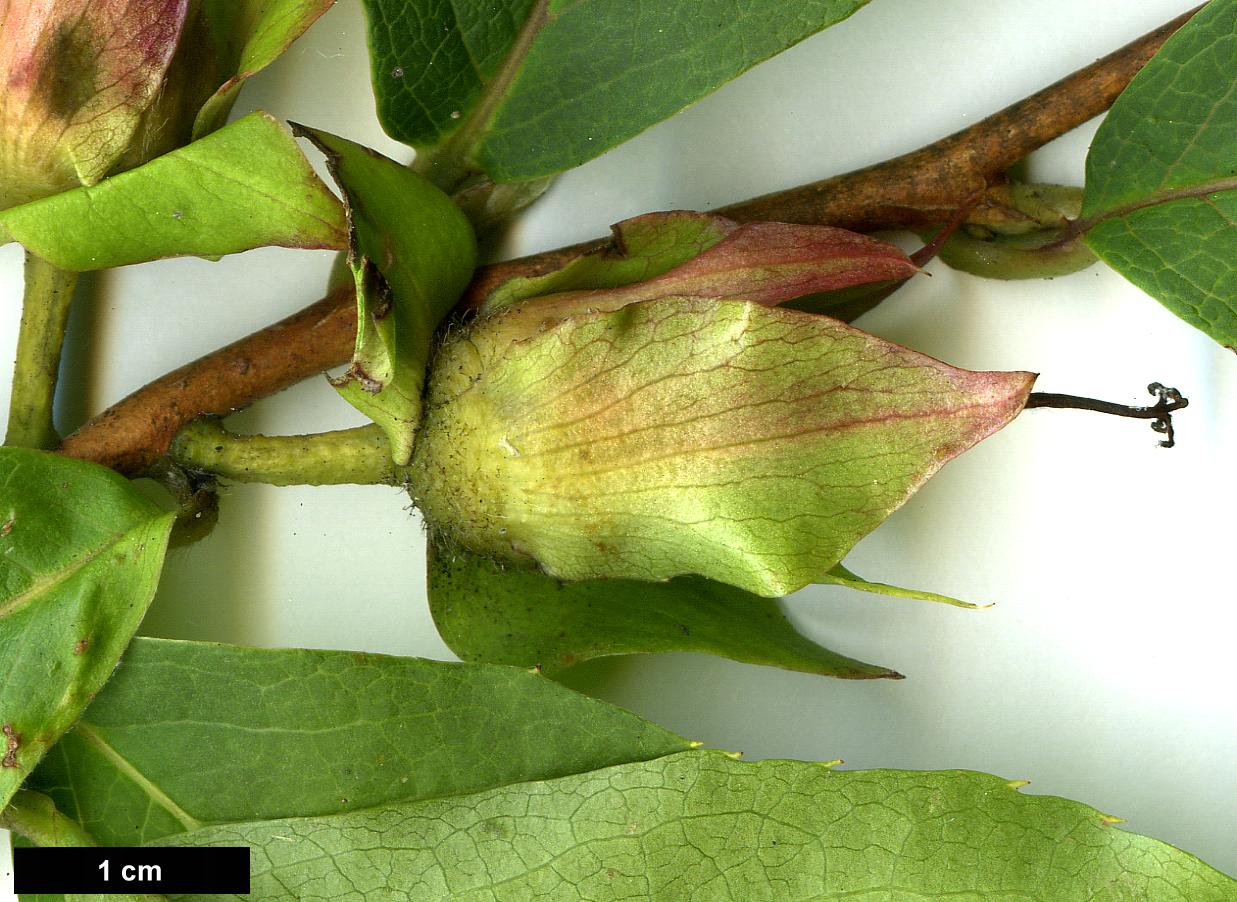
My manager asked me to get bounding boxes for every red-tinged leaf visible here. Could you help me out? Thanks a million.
[603,221,917,305]
[411,296,1035,597]
[513,221,917,328]
[481,211,740,312]
[0,0,189,208]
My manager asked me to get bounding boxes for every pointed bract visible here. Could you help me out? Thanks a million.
[412,297,1034,596]
[481,212,740,312]
[536,221,916,313]
[192,0,337,138]
[296,126,477,465]
[428,544,900,679]
[494,218,918,337]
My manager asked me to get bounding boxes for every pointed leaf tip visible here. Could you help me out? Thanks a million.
[159,754,1237,899]
[822,563,990,609]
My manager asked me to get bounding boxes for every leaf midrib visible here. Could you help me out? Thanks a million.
[435,0,550,170]
[74,722,203,834]
[0,518,150,619]
[1083,176,1237,234]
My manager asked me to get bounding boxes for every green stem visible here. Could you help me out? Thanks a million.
[1,789,96,847]
[4,253,78,449]
[170,418,402,486]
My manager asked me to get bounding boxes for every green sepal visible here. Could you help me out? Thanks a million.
[428,543,901,680]
[821,563,984,609]
[192,1,337,138]
[295,126,477,465]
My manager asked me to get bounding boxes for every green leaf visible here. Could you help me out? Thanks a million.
[161,750,1236,900]
[193,0,337,137]
[482,212,739,312]
[411,297,1035,597]
[362,0,871,185]
[0,449,174,811]
[0,112,347,271]
[428,544,899,680]
[1082,0,1237,348]
[22,637,691,846]
[295,126,477,465]
[0,0,189,208]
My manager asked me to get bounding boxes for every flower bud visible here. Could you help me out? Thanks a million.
[0,0,190,208]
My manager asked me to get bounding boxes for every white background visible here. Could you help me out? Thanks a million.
[2,0,1234,894]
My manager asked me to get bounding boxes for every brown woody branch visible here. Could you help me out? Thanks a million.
[57,8,1199,476]
[59,283,356,474]
[463,8,1197,303]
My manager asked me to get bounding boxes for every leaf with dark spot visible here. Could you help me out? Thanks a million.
[0,449,173,810]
